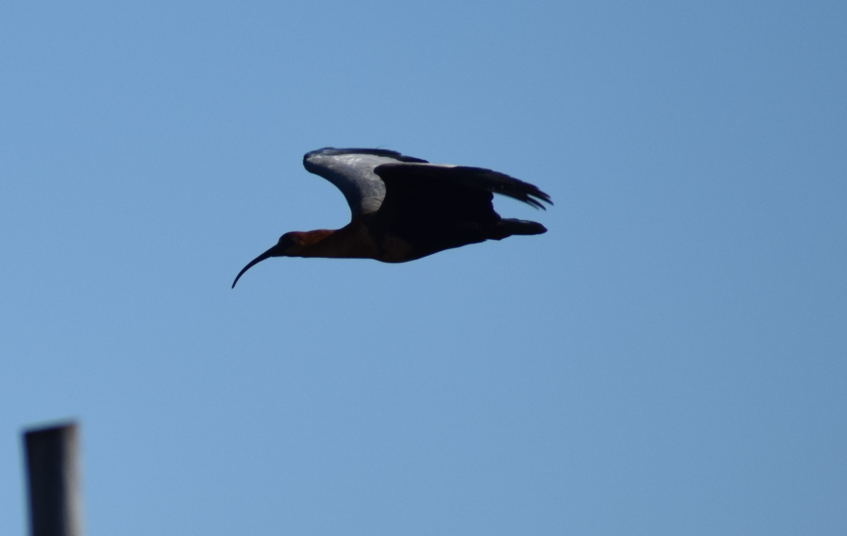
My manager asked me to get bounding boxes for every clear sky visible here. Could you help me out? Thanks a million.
[1,1,845,535]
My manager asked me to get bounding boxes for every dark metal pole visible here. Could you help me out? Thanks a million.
[23,422,84,536]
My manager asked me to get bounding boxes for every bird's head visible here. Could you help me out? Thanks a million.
[231,231,331,288]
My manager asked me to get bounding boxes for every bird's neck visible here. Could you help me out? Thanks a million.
[293,222,380,259]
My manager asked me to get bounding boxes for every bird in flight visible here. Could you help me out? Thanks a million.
[232,148,552,288]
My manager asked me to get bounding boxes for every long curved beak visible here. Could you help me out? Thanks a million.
[232,244,281,288]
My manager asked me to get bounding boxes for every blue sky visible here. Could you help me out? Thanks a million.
[2,1,845,534]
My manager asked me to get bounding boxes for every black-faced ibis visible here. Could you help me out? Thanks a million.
[232,148,552,287]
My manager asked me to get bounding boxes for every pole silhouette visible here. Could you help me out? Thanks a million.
[23,422,84,536]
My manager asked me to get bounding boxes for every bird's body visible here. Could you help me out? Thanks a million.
[232,148,552,287]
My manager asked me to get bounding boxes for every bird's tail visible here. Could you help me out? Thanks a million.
[489,218,547,240]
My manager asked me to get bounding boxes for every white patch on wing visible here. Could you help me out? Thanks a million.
[304,153,405,215]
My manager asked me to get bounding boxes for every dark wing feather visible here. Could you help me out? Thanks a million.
[371,163,551,256]
[375,163,552,210]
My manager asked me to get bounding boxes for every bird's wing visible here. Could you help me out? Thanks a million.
[369,162,550,256]
[302,148,428,217]
[373,163,552,210]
